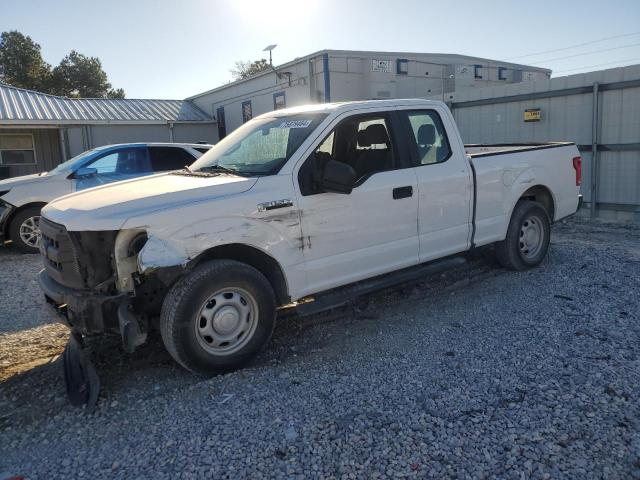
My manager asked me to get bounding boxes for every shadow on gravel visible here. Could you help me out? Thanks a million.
[0,357,65,429]
[1,249,499,430]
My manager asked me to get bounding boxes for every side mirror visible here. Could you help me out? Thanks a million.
[320,159,356,194]
[74,166,98,178]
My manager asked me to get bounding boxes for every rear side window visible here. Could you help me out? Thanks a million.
[148,147,196,171]
[194,147,211,154]
[403,111,451,165]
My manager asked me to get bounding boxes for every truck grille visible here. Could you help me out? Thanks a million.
[40,217,119,291]
[40,216,85,289]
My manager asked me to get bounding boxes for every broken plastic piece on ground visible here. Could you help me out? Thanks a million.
[63,332,100,410]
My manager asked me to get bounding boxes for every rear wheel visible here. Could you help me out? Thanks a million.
[160,259,277,374]
[495,200,551,271]
[9,206,42,254]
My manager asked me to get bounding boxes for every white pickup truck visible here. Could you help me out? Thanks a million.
[37,99,581,400]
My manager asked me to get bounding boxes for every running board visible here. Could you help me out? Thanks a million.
[295,256,468,317]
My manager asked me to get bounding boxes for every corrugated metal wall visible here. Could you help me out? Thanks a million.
[0,128,61,177]
[443,65,640,209]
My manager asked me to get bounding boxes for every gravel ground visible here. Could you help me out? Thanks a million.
[0,217,639,479]
[0,248,47,334]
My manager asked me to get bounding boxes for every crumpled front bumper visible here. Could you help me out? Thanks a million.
[38,269,126,335]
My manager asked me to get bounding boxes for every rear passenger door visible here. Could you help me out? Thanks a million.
[294,110,419,296]
[398,109,473,261]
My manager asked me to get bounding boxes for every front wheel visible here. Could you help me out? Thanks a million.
[160,259,277,374]
[495,200,551,271]
[9,206,42,254]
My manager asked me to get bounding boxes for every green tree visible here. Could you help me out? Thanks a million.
[0,31,51,90]
[0,31,125,98]
[51,50,124,98]
[107,87,126,99]
[230,58,271,80]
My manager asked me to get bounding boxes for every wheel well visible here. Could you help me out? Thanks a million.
[4,202,46,236]
[192,243,290,305]
[520,186,554,221]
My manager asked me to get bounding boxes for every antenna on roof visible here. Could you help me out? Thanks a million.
[263,44,277,67]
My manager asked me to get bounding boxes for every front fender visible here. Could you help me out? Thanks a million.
[137,213,304,274]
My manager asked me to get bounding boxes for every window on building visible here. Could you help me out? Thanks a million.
[396,59,409,75]
[273,91,286,110]
[474,64,483,79]
[242,100,253,123]
[216,107,226,139]
[402,110,452,165]
[498,67,507,81]
[0,134,36,165]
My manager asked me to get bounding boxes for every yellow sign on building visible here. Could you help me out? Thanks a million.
[524,108,541,122]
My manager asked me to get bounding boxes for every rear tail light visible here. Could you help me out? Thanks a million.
[572,156,582,186]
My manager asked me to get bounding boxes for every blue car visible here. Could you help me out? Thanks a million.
[0,142,212,252]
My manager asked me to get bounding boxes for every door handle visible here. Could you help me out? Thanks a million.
[392,186,413,199]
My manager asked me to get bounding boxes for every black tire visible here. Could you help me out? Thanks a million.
[8,205,42,254]
[495,200,551,271]
[160,259,277,374]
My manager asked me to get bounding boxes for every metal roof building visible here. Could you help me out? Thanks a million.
[0,84,216,178]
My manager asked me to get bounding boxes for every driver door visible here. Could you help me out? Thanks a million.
[294,111,419,296]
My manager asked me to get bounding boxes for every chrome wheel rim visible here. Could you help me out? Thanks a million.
[519,215,544,260]
[194,287,258,356]
[19,215,41,248]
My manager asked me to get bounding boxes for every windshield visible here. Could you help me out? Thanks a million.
[48,146,108,175]
[190,113,327,176]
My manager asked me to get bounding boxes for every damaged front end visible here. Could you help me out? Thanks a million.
[38,216,183,406]
[38,216,184,350]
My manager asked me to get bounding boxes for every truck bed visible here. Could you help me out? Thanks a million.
[465,142,575,157]
[466,142,580,249]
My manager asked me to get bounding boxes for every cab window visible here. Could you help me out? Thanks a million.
[403,111,451,165]
[298,114,396,195]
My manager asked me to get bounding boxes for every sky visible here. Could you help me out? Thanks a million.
[2,0,640,99]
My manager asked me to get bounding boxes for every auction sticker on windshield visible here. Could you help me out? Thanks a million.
[279,120,312,129]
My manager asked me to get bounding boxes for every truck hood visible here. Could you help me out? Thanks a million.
[42,172,257,231]
[0,172,50,191]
